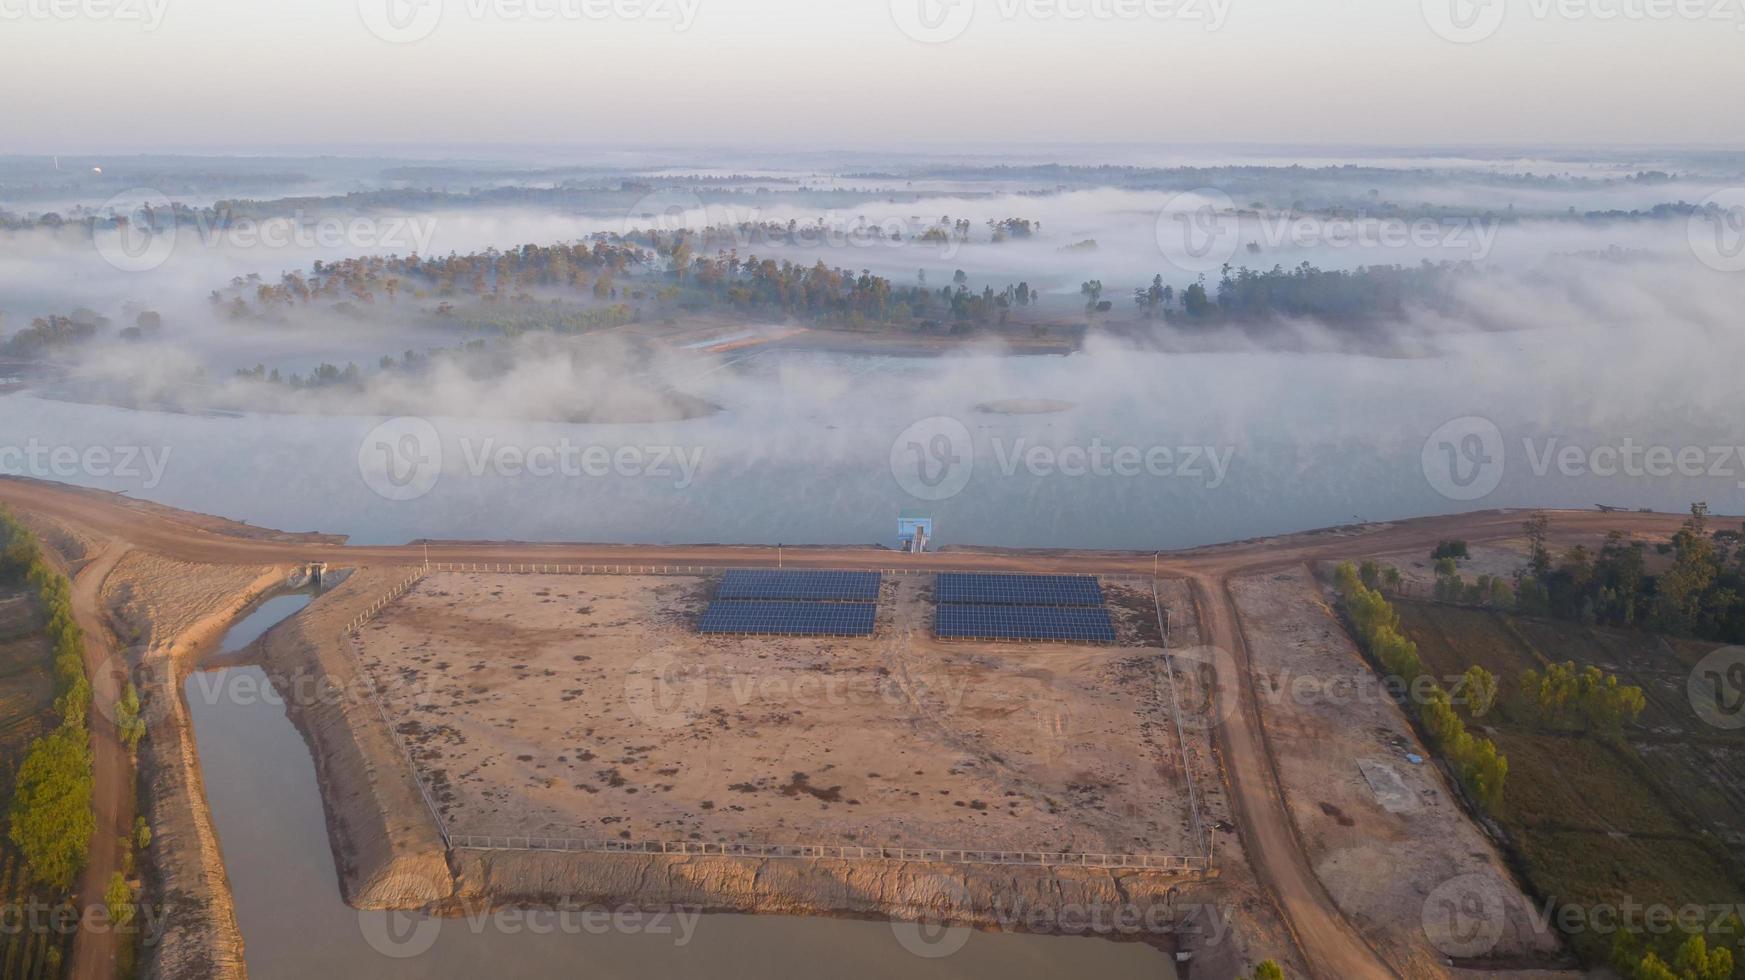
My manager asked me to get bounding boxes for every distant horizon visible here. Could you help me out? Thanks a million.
[7,0,1740,151]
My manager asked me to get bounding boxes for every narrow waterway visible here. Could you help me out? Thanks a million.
[183,595,1179,979]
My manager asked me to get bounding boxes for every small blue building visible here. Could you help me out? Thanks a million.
[898,511,933,552]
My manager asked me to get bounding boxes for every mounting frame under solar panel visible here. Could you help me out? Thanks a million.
[935,604,1116,643]
[935,573,1104,607]
[700,600,876,637]
[717,570,882,602]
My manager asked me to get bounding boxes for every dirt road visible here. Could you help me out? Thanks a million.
[0,476,1699,979]
[64,542,133,980]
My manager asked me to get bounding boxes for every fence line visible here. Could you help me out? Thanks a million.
[416,563,1159,586]
[445,836,1209,873]
[1153,578,1211,866]
[334,564,1206,875]
[338,567,451,843]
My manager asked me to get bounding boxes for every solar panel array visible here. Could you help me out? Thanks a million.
[936,604,1117,643]
[936,573,1105,607]
[700,570,881,637]
[717,570,881,602]
[700,601,876,637]
[933,573,1114,643]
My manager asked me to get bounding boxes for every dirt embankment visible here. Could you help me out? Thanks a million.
[450,848,1228,946]
[250,568,453,910]
[1230,567,1561,976]
[101,552,290,980]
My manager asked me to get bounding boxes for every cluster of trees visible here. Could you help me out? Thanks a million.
[1514,662,1647,736]
[217,241,653,314]
[237,362,361,389]
[0,309,107,361]
[1517,507,1745,642]
[1613,932,1736,980]
[1433,558,1514,607]
[0,508,94,891]
[1161,261,1472,325]
[988,218,1038,241]
[1335,562,1509,809]
[225,239,986,333]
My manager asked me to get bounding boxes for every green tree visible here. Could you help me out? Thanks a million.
[1461,665,1498,718]
[9,727,94,890]
[117,681,145,751]
[105,871,135,928]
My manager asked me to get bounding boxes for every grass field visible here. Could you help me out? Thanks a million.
[1394,598,1745,969]
[0,588,71,980]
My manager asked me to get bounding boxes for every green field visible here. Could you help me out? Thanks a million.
[1395,599,1745,969]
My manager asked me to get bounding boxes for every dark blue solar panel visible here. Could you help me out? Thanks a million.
[935,604,1116,643]
[935,574,1104,607]
[718,570,882,602]
[700,601,876,637]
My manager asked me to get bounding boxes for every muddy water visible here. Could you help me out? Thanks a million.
[186,598,1178,979]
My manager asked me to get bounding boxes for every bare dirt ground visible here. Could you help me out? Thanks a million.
[354,572,1203,858]
[1230,566,1563,977]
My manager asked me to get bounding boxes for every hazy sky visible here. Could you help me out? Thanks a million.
[2,0,1742,151]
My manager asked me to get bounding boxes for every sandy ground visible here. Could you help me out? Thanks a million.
[1230,566,1563,977]
[352,572,1203,858]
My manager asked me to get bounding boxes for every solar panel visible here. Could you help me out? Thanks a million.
[717,570,882,602]
[700,600,876,637]
[935,573,1104,607]
[935,604,1117,643]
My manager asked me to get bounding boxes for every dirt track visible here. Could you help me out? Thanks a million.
[63,543,132,980]
[0,476,1698,980]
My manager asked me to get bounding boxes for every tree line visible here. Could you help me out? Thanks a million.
[1335,562,1509,810]
[1516,506,1745,643]
[0,508,94,892]
[1149,261,1474,325]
